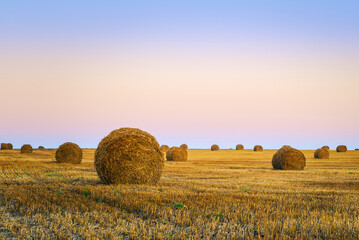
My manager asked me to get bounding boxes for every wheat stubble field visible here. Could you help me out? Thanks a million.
[0,149,358,239]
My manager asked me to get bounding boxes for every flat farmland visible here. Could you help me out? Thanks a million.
[0,149,358,239]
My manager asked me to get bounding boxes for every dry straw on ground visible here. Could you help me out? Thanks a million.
[314,148,329,159]
[211,144,219,151]
[180,144,188,149]
[94,128,164,185]
[38,146,45,150]
[160,145,169,152]
[336,145,347,152]
[21,144,33,153]
[236,144,244,150]
[55,142,82,164]
[166,147,187,161]
[253,145,263,151]
[322,146,330,151]
[272,145,306,170]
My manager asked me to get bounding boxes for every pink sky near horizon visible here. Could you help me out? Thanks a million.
[1,39,358,149]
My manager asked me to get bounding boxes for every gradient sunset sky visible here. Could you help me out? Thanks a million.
[1,1,358,149]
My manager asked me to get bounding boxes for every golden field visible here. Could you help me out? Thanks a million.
[0,148,358,239]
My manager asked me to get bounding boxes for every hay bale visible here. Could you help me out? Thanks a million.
[55,142,82,164]
[211,144,219,151]
[272,145,306,170]
[236,144,244,150]
[160,145,169,152]
[21,144,33,153]
[166,147,187,161]
[321,146,330,151]
[1,143,8,150]
[94,128,164,185]
[314,148,329,159]
[180,144,188,150]
[336,145,347,152]
[355,148,359,151]
[6,143,13,149]
[253,145,263,151]
[38,146,45,150]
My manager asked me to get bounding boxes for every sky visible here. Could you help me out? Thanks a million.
[0,1,358,149]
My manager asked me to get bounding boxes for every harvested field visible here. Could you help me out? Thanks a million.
[0,149,359,239]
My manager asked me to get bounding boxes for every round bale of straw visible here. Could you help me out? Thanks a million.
[314,148,329,159]
[160,145,169,152]
[94,128,164,185]
[21,144,33,153]
[321,146,329,151]
[38,146,45,150]
[236,144,244,150]
[355,148,359,151]
[180,144,188,150]
[336,145,347,152]
[1,143,7,150]
[272,145,306,170]
[6,143,13,149]
[166,147,187,161]
[211,144,219,151]
[55,142,82,164]
[253,145,263,151]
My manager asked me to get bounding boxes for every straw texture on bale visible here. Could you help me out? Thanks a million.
[180,144,188,150]
[166,147,187,161]
[321,146,330,151]
[38,146,45,150]
[94,128,164,185]
[211,144,219,151]
[55,142,82,164]
[272,145,306,170]
[253,145,263,151]
[236,144,244,150]
[160,145,169,152]
[314,148,329,159]
[21,144,33,153]
[1,143,12,150]
[336,145,347,152]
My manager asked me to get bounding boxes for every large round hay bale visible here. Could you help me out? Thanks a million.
[321,146,329,151]
[94,128,164,185]
[314,148,329,159]
[38,146,45,150]
[166,147,187,161]
[160,145,169,152]
[6,143,13,149]
[211,144,219,151]
[180,144,188,150]
[55,142,82,164]
[21,144,33,153]
[336,145,347,152]
[1,143,7,150]
[236,144,244,150]
[272,145,306,170]
[253,145,263,151]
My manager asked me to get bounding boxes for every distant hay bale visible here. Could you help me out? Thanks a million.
[94,128,164,185]
[160,145,169,152]
[236,144,244,150]
[211,144,219,151]
[253,145,263,151]
[314,148,329,159]
[321,146,330,151]
[180,144,188,150]
[166,147,187,161]
[336,145,347,152]
[6,143,13,149]
[1,143,9,150]
[355,148,359,151]
[21,144,33,153]
[38,146,45,150]
[55,142,82,164]
[272,145,306,170]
